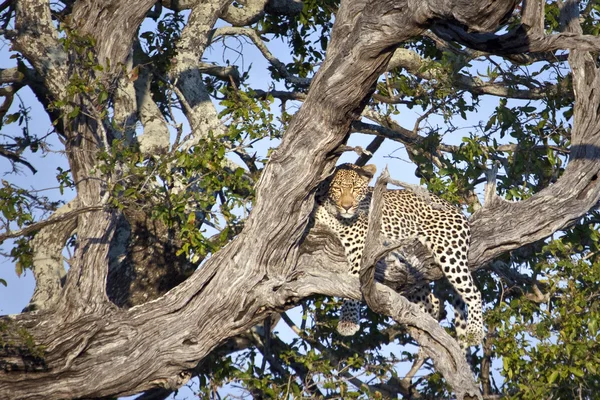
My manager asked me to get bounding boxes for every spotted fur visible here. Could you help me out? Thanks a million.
[314,163,484,348]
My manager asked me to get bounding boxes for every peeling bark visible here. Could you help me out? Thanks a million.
[24,201,77,312]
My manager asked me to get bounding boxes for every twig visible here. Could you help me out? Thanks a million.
[213,27,310,87]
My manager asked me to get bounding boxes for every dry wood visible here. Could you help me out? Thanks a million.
[2,0,600,399]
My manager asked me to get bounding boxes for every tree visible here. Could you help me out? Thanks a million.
[1,0,600,398]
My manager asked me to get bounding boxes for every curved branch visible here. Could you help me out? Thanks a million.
[431,21,600,56]
[213,26,311,87]
[468,0,600,267]
[293,256,481,399]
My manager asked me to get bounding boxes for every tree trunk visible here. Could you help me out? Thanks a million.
[3,0,600,399]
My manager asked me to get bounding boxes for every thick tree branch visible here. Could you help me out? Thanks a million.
[431,20,600,56]
[468,0,600,268]
[355,168,481,398]
[71,0,156,74]
[521,0,544,36]
[4,1,585,399]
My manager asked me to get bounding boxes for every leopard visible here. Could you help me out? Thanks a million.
[313,163,484,349]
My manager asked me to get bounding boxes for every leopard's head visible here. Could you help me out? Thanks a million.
[325,163,376,219]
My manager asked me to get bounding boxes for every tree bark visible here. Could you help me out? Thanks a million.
[3,0,600,399]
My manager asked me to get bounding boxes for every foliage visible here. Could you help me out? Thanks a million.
[1,0,600,399]
[491,219,600,399]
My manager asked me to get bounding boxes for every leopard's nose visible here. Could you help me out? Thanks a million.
[340,197,353,211]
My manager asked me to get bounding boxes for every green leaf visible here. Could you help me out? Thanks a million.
[67,106,80,119]
[547,370,559,384]
[4,112,20,124]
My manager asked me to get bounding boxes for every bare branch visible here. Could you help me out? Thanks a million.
[0,205,102,243]
[359,168,400,314]
[213,26,311,87]
[354,136,384,166]
[400,350,426,393]
[357,168,481,398]
[198,62,241,84]
[482,162,503,208]
[431,20,600,57]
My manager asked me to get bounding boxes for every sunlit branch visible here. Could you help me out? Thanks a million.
[0,204,103,242]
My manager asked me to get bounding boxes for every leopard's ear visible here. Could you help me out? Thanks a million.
[361,164,377,178]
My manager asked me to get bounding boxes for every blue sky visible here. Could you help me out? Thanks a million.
[0,10,527,398]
